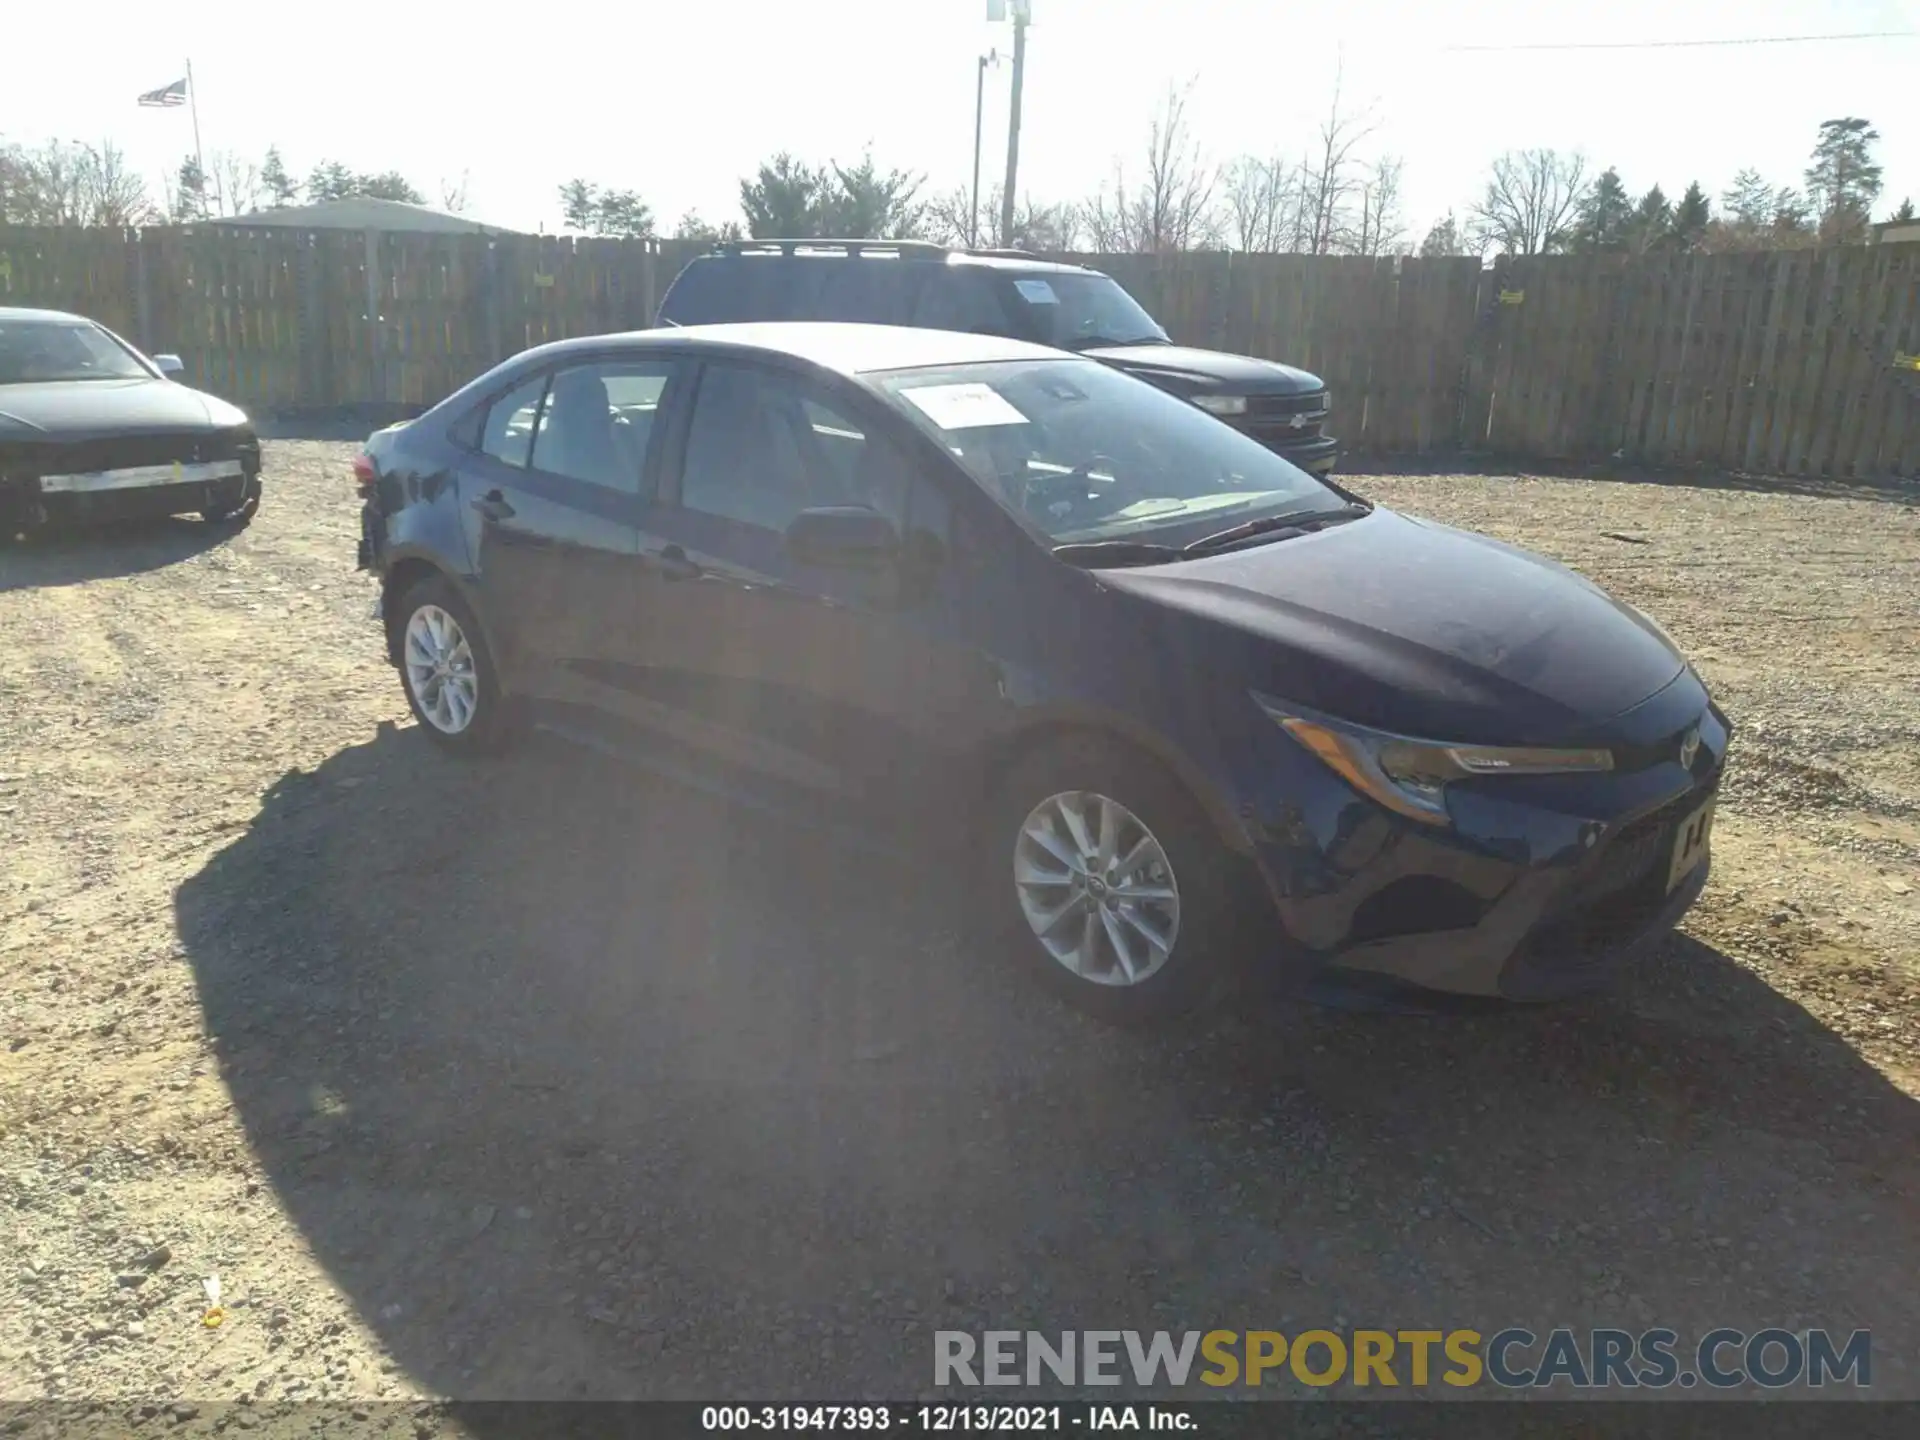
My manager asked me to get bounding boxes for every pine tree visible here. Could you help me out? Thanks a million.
[557,179,598,232]
[1571,167,1633,251]
[1804,117,1883,242]
[1719,169,1773,228]
[260,146,299,207]
[172,155,210,222]
[1418,213,1465,257]
[1671,183,1711,251]
[592,189,654,238]
[1628,184,1672,253]
[738,154,827,238]
[305,161,358,204]
[1891,198,1915,223]
[820,151,925,239]
[358,172,423,204]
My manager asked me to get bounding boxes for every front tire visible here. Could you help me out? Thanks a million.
[983,734,1246,1026]
[202,477,261,527]
[393,576,515,755]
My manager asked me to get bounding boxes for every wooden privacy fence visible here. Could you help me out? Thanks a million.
[2,225,1915,478]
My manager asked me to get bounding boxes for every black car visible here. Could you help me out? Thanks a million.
[356,322,1728,1023]
[0,308,262,534]
[655,241,1339,476]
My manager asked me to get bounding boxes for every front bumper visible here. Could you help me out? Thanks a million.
[2,468,254,528]
[1250,432,1339,474]
[1240,682,1730,1001]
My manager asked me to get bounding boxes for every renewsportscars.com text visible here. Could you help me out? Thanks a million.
[934,1327,1871,1390]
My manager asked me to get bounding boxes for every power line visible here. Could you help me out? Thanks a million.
[1442,30,1918,54]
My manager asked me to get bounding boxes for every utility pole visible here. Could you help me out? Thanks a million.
[970,50,997,248]
[999,0,1029,248]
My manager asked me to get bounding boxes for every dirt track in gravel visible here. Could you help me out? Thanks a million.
[2,443,1917,1407]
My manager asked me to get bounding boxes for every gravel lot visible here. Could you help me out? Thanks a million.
[2,442,1917,1407]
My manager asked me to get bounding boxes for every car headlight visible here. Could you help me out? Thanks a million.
[1253,694,1614,827]
[1191,394,1249,417]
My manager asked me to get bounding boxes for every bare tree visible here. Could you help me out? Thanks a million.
[1222,154,1296,252]
[1300,70,1378,254]
[924,183,1078,251]
[78,142,157,227]
[1350,157,1406,255]
[1080,81,1221,253]
[211,151,261,216]
[439,171,471,214]
[1077,171,1132,253]
[1467,148,1588,256]
[1135,82,1219,252]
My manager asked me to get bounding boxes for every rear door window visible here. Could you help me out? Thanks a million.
[911,270,1013,336]
[477,373,549,467]
[658,256,837,325]
[814,261,923,324]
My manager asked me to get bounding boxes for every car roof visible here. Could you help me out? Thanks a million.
[0,307,93,324]
[538,321,1070,376]
[686,245,1100,279]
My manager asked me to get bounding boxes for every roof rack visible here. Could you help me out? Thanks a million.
[712,239,951,259]
[964,247,1042,259]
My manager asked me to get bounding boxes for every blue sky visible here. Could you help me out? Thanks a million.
[9,0,1917,236]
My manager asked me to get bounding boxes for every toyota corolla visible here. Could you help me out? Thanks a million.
[356,322,1729,1024]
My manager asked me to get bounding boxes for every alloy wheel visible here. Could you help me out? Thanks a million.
[1013,789,1181,986]
[403,604,479,735]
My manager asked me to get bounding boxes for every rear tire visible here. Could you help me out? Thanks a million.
[981,733,1247,1027]
[392,575,517,756]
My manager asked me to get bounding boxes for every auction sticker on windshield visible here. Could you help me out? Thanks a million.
[1012,278,1059,304]
[899,382,1030,430]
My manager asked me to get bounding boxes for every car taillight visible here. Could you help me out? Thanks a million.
[352,453,375,490]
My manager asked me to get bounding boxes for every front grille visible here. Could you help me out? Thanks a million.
[1538,785,1714,954]
[11,431,246,479]
[1246,391,1329,417]
[1239,391,1329,444]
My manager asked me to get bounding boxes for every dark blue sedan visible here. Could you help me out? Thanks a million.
[355,323,1729,1023]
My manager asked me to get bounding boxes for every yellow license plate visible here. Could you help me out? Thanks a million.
[1667,798,1715,892]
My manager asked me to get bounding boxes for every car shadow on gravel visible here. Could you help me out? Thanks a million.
[0,518,230,592]
[173,726,1920,1404]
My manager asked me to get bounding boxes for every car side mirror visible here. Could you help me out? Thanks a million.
[785,505,898,568]
[151,353,185,380]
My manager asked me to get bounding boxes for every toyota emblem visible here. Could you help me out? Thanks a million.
[1678,726,1701,769]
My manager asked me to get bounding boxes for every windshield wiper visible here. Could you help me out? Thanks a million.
[1050,538,1185,568]
[1180,501,1372,558]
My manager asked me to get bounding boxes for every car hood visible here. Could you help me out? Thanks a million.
[0,379,244,439]
[1097,508,1687,743]
[1080,343,1324,395]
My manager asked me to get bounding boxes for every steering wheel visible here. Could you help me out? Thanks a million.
[1023,454,1120,520]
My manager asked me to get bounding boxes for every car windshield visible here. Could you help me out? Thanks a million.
[0,319,151,384]
[874,357,1341,547]
[995,273,1169,349]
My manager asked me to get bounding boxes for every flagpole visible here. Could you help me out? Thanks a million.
[185,59,218,215]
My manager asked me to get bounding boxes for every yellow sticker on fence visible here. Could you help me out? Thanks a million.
[1894,352,1920,372]
[533,273,555,289]
[1499,290,1525,305]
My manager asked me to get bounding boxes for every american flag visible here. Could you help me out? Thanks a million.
[137,78,188,108]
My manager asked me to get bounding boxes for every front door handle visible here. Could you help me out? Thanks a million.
[654,543,702,581]
[471,490,515,522]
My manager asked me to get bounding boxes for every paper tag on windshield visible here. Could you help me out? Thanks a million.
[1012,279,1059,304]
[899,383,1030,430]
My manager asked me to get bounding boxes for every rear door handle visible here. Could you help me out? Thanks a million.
[654,544,702,581]
[471,491,515,522]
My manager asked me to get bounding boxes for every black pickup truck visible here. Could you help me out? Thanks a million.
[655,241,1338,476]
